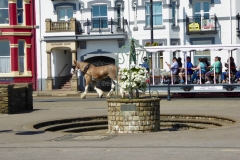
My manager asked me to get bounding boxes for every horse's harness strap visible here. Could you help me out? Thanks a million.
[82,64,91,75]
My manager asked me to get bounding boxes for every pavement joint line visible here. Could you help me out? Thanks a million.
[0,146,240,149]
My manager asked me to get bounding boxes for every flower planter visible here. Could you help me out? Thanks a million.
[106,98,160,133]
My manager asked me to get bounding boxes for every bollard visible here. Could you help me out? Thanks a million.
[167,80,171,101]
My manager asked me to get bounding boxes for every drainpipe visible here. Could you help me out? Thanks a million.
[230,0,232,56]
[31,0,37,90]
[39,0,43,91]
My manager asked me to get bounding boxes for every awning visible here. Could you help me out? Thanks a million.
[141,44,240,52]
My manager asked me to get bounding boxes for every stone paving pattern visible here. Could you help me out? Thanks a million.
[0,97,240,160]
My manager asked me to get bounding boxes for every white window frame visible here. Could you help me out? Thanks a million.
[192,40,212,65]
[145,2,163,26]
[18,40,25,74]
[0,40,11,73]
[17,0,24,24]
[0,0,9,25]
[193,1,210,17]
[171,0,178,26]
[91,4,108,29]
[116,4,122,28]
[57,7,73,21]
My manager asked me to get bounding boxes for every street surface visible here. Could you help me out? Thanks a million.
[0,97,240,160]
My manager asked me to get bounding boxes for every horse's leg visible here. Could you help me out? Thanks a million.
[107,80,116,98]
[119,87,125,98]
[92,81,103,98]
[81,75,90,99]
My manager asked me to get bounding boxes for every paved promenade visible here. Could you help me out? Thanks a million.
[0,97,240,160]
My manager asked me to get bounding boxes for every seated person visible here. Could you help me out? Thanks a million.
[221,57,237,83]
[160,57,179,84]
[179,56,193,84]
[191,58,207,84]
[205,56,221,84]
[235,71,240,83]
[140,57,149,72]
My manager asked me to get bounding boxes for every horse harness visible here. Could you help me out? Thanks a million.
[78,63,97,81]
[82,63,91,75]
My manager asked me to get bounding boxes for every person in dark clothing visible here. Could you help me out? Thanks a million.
[221,57,237,83]
[177,57,182,68]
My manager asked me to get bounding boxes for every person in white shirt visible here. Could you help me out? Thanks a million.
[160,57,179,84]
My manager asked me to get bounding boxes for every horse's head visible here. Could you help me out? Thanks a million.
[71,60,80,74]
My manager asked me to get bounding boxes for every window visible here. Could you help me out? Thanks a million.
[57,7,73,21]
[17,0,23,24]
[193,41,211,65]
[155,52,163,69]
[0,0,9,24]
[117,4,121,28]
[18,40,25,73]
[92,5,108,28]
[146,2,162,26]
[172,1,176,26]
[194,1,210,19]
[0,41,10,73]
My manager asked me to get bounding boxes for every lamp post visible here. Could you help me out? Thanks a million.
[150,0,153,44]
[148,0,153,96]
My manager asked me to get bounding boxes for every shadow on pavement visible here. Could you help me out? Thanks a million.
[15,131,45,135]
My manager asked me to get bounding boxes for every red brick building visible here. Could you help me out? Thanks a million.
[0,0,37,90]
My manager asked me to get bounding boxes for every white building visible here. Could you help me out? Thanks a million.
[35,0,240,91]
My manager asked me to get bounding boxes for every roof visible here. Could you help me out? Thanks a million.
[140,44,240,52]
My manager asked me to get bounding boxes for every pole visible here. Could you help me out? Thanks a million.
[167,80,171,101]
[148,0,153,96]
[150,0,153,44]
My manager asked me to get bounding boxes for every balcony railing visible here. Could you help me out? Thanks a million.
[237,13,240,37]
[186,15,217,35]
[45,18,80,33]
[45,17,127,35]
[79,17,127,35]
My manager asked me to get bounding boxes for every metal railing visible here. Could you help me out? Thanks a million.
[79,17,127,34]
[58,64,68,76]
[186,15,217,33]
[237,13,240,36]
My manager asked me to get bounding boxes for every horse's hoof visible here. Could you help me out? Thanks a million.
[99,94,103,98]
[80,94,86,99]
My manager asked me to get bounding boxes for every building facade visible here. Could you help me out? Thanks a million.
[36,0,240,91]
[0,0,37,89]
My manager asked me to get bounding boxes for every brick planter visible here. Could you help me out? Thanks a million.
[0,83,33,114]
[106,98,160,133]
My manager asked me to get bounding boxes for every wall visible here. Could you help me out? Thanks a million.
[0,84,33,114]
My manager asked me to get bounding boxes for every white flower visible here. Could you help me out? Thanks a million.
[118,65,148,92]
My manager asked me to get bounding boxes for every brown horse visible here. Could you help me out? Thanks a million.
[73,60,119,99]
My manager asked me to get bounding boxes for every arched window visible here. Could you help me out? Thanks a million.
[0,0,9,24]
